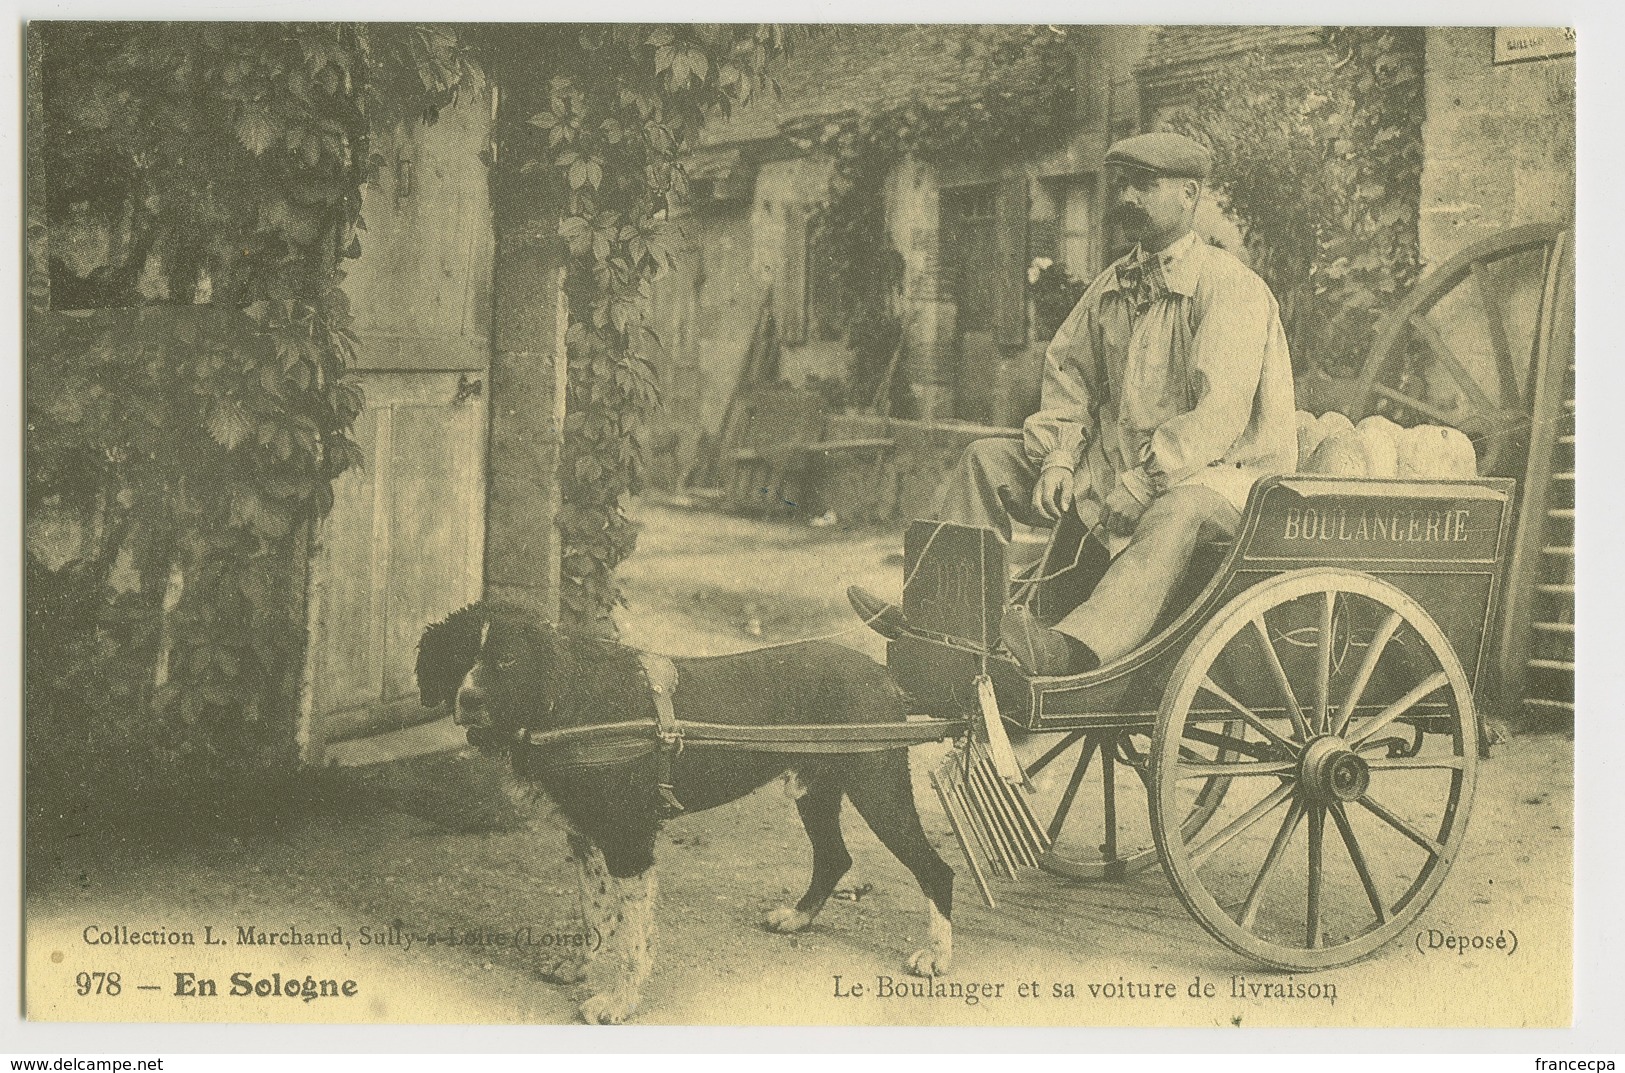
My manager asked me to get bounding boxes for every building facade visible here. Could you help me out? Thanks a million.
[645,26,1153,516]
[647,25,1573,530]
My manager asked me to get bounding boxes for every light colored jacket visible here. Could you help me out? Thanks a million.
[1022,231,1298,515]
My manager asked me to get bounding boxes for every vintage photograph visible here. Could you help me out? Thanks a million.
[21,23,1575,1028]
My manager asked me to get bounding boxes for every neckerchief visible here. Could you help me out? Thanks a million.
[1114,246,1170,316]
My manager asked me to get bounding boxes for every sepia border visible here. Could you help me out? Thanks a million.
[4,0,1620,1057]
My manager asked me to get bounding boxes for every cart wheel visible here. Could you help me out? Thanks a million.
[1016,726,1233,881]
[1351,222,1566,477]
[1150,568,1477,970]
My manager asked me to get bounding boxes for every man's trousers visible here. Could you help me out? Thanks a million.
[933,437,1241,665]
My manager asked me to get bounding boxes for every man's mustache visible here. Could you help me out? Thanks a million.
[1109,205,1148,228]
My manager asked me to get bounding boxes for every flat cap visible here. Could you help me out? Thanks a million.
[1104,132,1212,180]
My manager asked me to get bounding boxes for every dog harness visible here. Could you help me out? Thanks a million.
[637,652,686,815]
[502,654,970,817]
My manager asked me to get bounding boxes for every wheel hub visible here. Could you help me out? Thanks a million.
[1298,736,1370,803]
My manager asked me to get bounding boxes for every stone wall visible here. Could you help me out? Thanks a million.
[647,153,843,490]
[1420,28,1575,263]
[645,26,1156,505]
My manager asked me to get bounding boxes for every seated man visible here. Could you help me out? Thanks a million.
[849,131,1297,675]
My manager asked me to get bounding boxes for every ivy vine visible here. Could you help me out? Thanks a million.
[28,23,477,819]
[1167,27,1425,377]
[489,25,795,636]
[29,24,797,826]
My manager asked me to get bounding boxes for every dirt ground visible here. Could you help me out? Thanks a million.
[23,503,1574,1028]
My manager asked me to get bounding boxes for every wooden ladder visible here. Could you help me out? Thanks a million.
[1496,230,1575,726]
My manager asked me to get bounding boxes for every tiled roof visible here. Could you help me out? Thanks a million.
[699,25,1064,147]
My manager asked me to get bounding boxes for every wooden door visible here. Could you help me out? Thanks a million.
[298,93,494,758]
[941,184,1000,423]
[304,372,486,749]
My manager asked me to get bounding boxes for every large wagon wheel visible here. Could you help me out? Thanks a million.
[1016,725,1234,881]
[1149,568,1477,970]
[1351,222,1565,477]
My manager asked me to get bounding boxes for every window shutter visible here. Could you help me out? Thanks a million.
[778,202,808,346]
[992,176,1030,349]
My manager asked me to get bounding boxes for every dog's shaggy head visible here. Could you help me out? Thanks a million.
[417,603,653,753]
[418,602,554,753]
[415,602,490,711]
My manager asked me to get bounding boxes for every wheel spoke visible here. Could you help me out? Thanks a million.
[1409,313,1501,417]
[1156,566,1478,968]
[1166,744,1204,791]
[1356,790,1444,858]
[1187,779,1228,826]
[1306,804,1325,949]
[1180,730,1236,814]
[1189,782,1295,867]
[1315,590,1335,734]
[1239,799,1305,930]
[1200,676,1298,753]
[1252,616,1311,741]
[1366,756,1466,771]
[1101,739,1118,864]
[1373,384,1458,425]
[1333,610,1404,735]
[1350,670,1451,747]
[1178,759,1295,780]
[1470,258,1521,407]
[1330,802,1388,926]
[1046,735,1099,844]
[1025,729,1085,779]
[1182,723,1279,761]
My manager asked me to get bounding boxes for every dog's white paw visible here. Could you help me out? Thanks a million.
[763,906,815,933]
[540,956,587,985]
[579,990,637,1025]
[905,946,952,978]
[907,900,952,977]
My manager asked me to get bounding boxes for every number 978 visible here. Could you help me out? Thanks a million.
[75,971,121,996]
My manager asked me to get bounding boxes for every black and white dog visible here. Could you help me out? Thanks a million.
[415,604,954,1024]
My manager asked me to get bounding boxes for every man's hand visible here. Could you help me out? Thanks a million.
[1102,481,1148,536]
[1032,466,1075,522]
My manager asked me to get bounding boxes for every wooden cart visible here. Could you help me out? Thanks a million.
[887,473,1516,971]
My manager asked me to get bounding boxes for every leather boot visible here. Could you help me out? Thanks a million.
[1000,605,1099,676]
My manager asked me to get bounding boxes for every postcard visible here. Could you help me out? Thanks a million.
[22,22,1575,1029]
